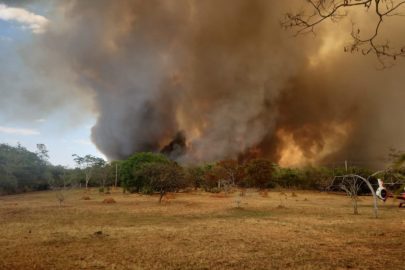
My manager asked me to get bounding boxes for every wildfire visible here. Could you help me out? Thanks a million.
[277,121,352,167]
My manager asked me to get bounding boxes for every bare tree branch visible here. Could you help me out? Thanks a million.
[282,0,405,67]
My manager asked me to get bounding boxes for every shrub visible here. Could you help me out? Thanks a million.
[140,185,154,195]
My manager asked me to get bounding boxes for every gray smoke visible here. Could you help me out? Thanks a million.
[6,0,405,167]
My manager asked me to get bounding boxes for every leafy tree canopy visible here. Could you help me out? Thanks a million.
[120,152,170,192]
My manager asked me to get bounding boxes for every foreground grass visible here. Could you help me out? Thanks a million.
[0,189,403,270]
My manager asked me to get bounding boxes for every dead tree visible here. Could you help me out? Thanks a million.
[329,174,379,217]
[282,0,405,66]
[339,175,363,214]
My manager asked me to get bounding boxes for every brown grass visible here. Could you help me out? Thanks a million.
[164,193,176,200]
[258,189,269,198]
[0,189,403,269]
[210,192,228,198]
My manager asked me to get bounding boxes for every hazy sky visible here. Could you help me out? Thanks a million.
[0,1,104,166]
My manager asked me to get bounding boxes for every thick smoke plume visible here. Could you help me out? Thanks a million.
[26,0,405,167]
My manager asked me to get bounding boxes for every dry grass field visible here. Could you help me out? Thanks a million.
[0,189,403,270]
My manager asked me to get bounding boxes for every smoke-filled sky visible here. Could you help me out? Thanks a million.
[1,0,405,168]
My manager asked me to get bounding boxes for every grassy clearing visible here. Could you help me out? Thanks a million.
[0,189,403,269]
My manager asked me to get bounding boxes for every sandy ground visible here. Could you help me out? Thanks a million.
[0,188,403,270]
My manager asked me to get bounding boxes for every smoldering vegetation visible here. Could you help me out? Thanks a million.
[3,0,405,167]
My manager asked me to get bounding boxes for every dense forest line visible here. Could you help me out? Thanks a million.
[1,143,404,197]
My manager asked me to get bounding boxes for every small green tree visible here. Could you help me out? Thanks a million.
[185,165,206,190]
[120,152,169,192]
[135,162,186,203]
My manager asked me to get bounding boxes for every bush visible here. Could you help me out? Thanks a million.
[210,187,221,193]
[274,167,302,188]
[140,185,154,195]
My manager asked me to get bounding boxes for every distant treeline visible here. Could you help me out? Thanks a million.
[0,144,85,195]
[0,143,50,194]
[1,143,404,196]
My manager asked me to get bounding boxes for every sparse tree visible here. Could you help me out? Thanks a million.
[339,175,364,214]
[282,0,405,66]
[331,173,379,217]
[72,154,106,189]
[217,159,245,186]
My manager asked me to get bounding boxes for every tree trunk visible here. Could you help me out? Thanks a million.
[159,190,165,203]
[85,175,89,189]
[230,172,235,186]
[352,198,359,215]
